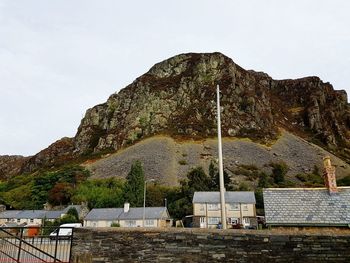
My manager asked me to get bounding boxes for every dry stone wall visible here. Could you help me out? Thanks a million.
[71,228,350,263]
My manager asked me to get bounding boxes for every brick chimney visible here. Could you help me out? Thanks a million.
[323,156,338,194]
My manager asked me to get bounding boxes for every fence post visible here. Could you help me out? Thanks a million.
[53,227,59,263]
[17,228,23,262]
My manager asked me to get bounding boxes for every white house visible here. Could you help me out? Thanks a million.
[84,203,172,228]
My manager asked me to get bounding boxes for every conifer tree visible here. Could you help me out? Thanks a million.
[123,160,145,206]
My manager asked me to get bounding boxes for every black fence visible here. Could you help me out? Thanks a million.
[0,226,74,263]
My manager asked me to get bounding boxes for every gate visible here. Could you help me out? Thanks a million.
[0,227,73,263]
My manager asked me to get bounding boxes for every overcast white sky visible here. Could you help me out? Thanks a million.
[0,0,349,156]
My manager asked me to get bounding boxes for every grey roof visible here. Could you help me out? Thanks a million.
[14,210,46,219]
[85,207,170,221]
[118,207,169,220]
[84,208,123,221]
[192,191,256,204]
[0,210,21,218]
[44,210,63,219]
[0,205,82,220]
[263,187,350,226]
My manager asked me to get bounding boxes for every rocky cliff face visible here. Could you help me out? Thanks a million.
[74,52,350,156]
[1,52,349,176]
[0,155,29,179]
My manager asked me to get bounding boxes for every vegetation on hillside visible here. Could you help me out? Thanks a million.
[1,158,349,221]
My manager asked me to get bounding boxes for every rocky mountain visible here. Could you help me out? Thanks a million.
[1,52,349,182]
[0,155,29,179]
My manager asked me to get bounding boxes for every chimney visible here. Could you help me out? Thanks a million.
[123,202,130,213]
[0,204,6,212]
[323,156,338,194]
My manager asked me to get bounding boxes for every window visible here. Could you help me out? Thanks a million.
[145,220,154,227]
[30,219,34,223]
[125,220,136,227]
[17,219,20,223]
[199,204,204,212]
[208,217,220,225]
[6,218,10,222]
[208,204,219,211]
[227,217,239,225]
[243,204,248,211]
[229,204,239,211]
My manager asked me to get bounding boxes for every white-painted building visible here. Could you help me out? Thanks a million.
[84,203,172,228]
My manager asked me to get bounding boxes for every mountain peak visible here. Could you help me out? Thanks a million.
[2,53,349,176]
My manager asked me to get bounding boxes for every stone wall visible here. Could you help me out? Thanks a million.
[71,228,350,263]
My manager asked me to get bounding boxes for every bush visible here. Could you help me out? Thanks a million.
[111,222,120,227]
[338,175,350,186]
[270,162,288,185]
[178,160,187,165]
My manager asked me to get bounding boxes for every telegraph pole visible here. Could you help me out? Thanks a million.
[216,84,227,229]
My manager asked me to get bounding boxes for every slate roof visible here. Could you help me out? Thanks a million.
[263,187,350,226]
[192,191,256,204]
[0,205,83,220]
[84,208,123,221]
[44,210,63,219]
[13,210,46,219]
[85,207,170,221]
[118,207,169,220]
[0,210,21,218]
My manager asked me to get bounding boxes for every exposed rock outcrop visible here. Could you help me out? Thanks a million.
[0,155,29,179]
[74,53,350,157]
[1,52,349,176]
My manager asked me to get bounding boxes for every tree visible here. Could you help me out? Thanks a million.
[48,182,73,206]
[123,161,145,206]
[270,162,288,185]
[208,161,232,190]
[145,184,171,207]
[187,167,210,192]
[167,167,211,220]
[338,175,350,186]
[72,178,124,209]
[257,172,271,188]
[66,207,79,221]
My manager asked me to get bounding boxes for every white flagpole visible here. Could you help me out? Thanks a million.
[217,84,227,229]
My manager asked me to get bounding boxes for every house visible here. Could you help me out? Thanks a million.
[0,205,87,226]
[84,208,123,227]
[263,157,350,228]
[84,203,172,228]
[192,191,257,229]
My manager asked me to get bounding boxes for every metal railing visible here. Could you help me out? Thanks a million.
[0,226,74,263]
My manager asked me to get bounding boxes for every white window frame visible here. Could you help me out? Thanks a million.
[208,217,220,225]
[199,204,204,212]
[125,220,137,227]
[229,204,239,211]
[242,204,248,211]
[208,204,219,211]
[145,219,155,227]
